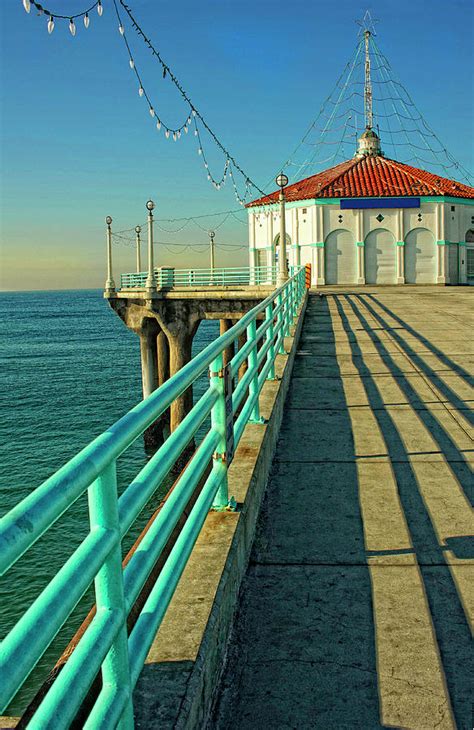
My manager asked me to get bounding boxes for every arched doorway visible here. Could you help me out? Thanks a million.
[273,233,292,272]
[404,228,436,284]
[324,230,356,285]
[466,229,474,285]
[364,229,396,284]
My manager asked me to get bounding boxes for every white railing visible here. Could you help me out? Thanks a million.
[120,266,277,290]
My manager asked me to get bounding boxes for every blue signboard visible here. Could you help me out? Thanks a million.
[340,198,420,209]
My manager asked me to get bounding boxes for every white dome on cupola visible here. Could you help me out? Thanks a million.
[356,127,383,158]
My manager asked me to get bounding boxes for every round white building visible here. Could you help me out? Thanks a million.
[246,128,474,286]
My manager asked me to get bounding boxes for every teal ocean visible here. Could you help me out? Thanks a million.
[0,289,219,713]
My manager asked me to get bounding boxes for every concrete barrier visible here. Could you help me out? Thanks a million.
[133,291,308,729]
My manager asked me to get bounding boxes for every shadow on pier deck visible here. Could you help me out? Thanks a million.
[211,288,473,730]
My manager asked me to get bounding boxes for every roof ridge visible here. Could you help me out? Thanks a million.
[286,157,355,190]
[316,156,359,195]
[382,156,444,195]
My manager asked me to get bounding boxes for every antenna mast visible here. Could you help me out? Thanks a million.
[364,28,373,130]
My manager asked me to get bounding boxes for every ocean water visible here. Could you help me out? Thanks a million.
[0,289,219,713]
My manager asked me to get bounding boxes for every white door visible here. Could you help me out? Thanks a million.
[324,230,356,284]
[467,248,474,285]
[365,229,396,284]
[255,248,270,283]
[404,228,436,283]
[448,244,459,285]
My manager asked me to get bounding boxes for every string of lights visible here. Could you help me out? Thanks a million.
[22,0,103,34]
[114,0,265,201]
[111,207,248,237]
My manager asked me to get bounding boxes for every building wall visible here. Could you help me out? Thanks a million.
[248,198,474,285]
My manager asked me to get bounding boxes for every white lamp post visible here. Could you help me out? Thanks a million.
[145,200,156,292]
[208,230,216,273]
[135,225,142,273]
[105,215,116,292]
[276,173,289,285]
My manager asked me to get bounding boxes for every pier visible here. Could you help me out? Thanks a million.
[0,269,472,729]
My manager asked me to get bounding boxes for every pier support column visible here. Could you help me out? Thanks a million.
[220,319,235,367]
[169,331,195,433]
[139,319,167,450]
[157,329,170,432]
[139,321,159,400]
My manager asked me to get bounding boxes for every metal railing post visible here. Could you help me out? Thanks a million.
[88,462,133,727]
[247,319,263,423]
[265,302,276,380]
[276,292,285,354]
[283,285,291,337]
[209,353,229,509]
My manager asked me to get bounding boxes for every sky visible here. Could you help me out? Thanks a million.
[0,0,473,290]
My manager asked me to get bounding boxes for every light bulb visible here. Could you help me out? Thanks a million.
[156,120,161,130]
[129,58,134,69]
[138,86,144,97]
[204,162,209,169]
[192,110,196,117]
[183,125,188,134]
[97,1,103,16]
[217,184,221,190]
[47,16,54,33]
[69,18,76,36]
[84,12,90,28]
[187,116,192,125]
[165,129,170,139]
[207,174,211,180]
[119,24,124,34]
[149,107,155,117]
[194,130,198,136]
[173,132,177,141]
[177,130,181,139]
[23,0,31,13]
[198,148,202,155]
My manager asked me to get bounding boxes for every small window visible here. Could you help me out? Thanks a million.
[376,213,384,222]
[451,205,456,212]
[302,208,307,214]
[338,214,343,223]
[471,216,474,224]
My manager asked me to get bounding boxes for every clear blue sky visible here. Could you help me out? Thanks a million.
[1,0,473,290]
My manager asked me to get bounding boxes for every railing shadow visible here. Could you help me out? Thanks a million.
[212,294,385,729]
[352,295,474,507]
[365,293,474,389]
[335,294,473,728]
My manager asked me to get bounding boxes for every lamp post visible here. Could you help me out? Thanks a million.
[145,200,156,292]
[135,225,142,273]
[276,173,289,285]
[208,230,216,273]
[105,215,115,293]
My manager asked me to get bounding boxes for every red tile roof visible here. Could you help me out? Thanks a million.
[247,155,474,207]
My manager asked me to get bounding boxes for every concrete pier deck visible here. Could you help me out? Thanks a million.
[211,288,473,730]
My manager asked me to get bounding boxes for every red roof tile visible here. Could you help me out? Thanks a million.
[247,156,474,207]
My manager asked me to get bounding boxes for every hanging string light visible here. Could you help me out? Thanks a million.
[114,0,266,199]
[21,0,103,33]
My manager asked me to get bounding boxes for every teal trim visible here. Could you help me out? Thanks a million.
[356,241,365,247]
[421,196,474,206]
[458,241,467,246]
[249,195,474,215]
[396,241,405,246]
[313,242,325,248]
[437,240,447,246]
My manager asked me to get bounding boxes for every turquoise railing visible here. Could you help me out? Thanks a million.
[0,267,307,728]
[120,265,276,289]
